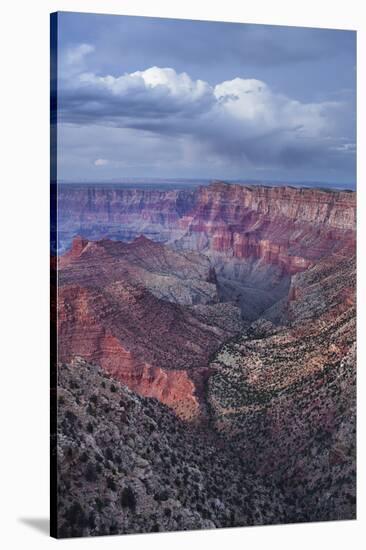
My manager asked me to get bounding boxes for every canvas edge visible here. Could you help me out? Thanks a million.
[50,10,58,540]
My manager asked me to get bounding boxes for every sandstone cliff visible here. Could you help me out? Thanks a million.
[56,236,244,421]
[58,182,355,320]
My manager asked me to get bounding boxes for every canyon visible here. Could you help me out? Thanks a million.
[54,181,356,535]
[57,236,243,420]
[57,182,355,320]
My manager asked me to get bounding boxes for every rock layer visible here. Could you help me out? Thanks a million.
[58,182,355,261]
[58,182,355,320]
[56,236,243,420]
[56,182,356,417]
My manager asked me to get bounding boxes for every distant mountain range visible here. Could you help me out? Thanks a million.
[57,177,356,191]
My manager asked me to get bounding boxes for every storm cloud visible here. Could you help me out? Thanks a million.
[55,13,356,184]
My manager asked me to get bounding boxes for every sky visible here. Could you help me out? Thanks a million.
[54,12,356,185]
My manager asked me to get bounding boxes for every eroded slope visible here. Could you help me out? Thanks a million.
[207,254,356,521]
[56,236,244,420]
[56,359,285,537]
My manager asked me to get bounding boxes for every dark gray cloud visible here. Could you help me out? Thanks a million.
[58,13,355,77]
[59,67,214,126]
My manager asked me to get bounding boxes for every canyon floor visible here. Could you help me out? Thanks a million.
[52,182,356,537]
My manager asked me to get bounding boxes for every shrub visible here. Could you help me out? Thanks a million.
[64,502,87,529]
[65,410,77,423]
[95,497,104,512]
[105,447,114,461]
[107,477,117,491]
[85,462,98,482]
[120,487,136,510]
[86,422,94,433]
[80,451,88,463]
[90,394,98,404]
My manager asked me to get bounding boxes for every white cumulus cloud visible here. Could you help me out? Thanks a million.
[66,43,95,66]
[94,158,109,166]
[58,60,354,177]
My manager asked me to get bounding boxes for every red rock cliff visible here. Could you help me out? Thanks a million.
[58,182,355,275]
[56,237,242,421]
[178,183,355,275]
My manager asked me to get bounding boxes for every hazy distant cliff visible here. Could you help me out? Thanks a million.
[57,182,355,319]
[58,182,355,232]
[57,182,355,259]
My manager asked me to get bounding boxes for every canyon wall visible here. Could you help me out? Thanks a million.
[58,182,355,271]
[56,237,244,421]
[58,183,356,259]
[207,252,356,521]
[58,182,355,319]
[57,184,194,253]
[55,182,356,420]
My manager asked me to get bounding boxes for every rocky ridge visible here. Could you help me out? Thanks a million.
[56,236,244,421]
[207,253,356,521]
[56,358,285,537]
